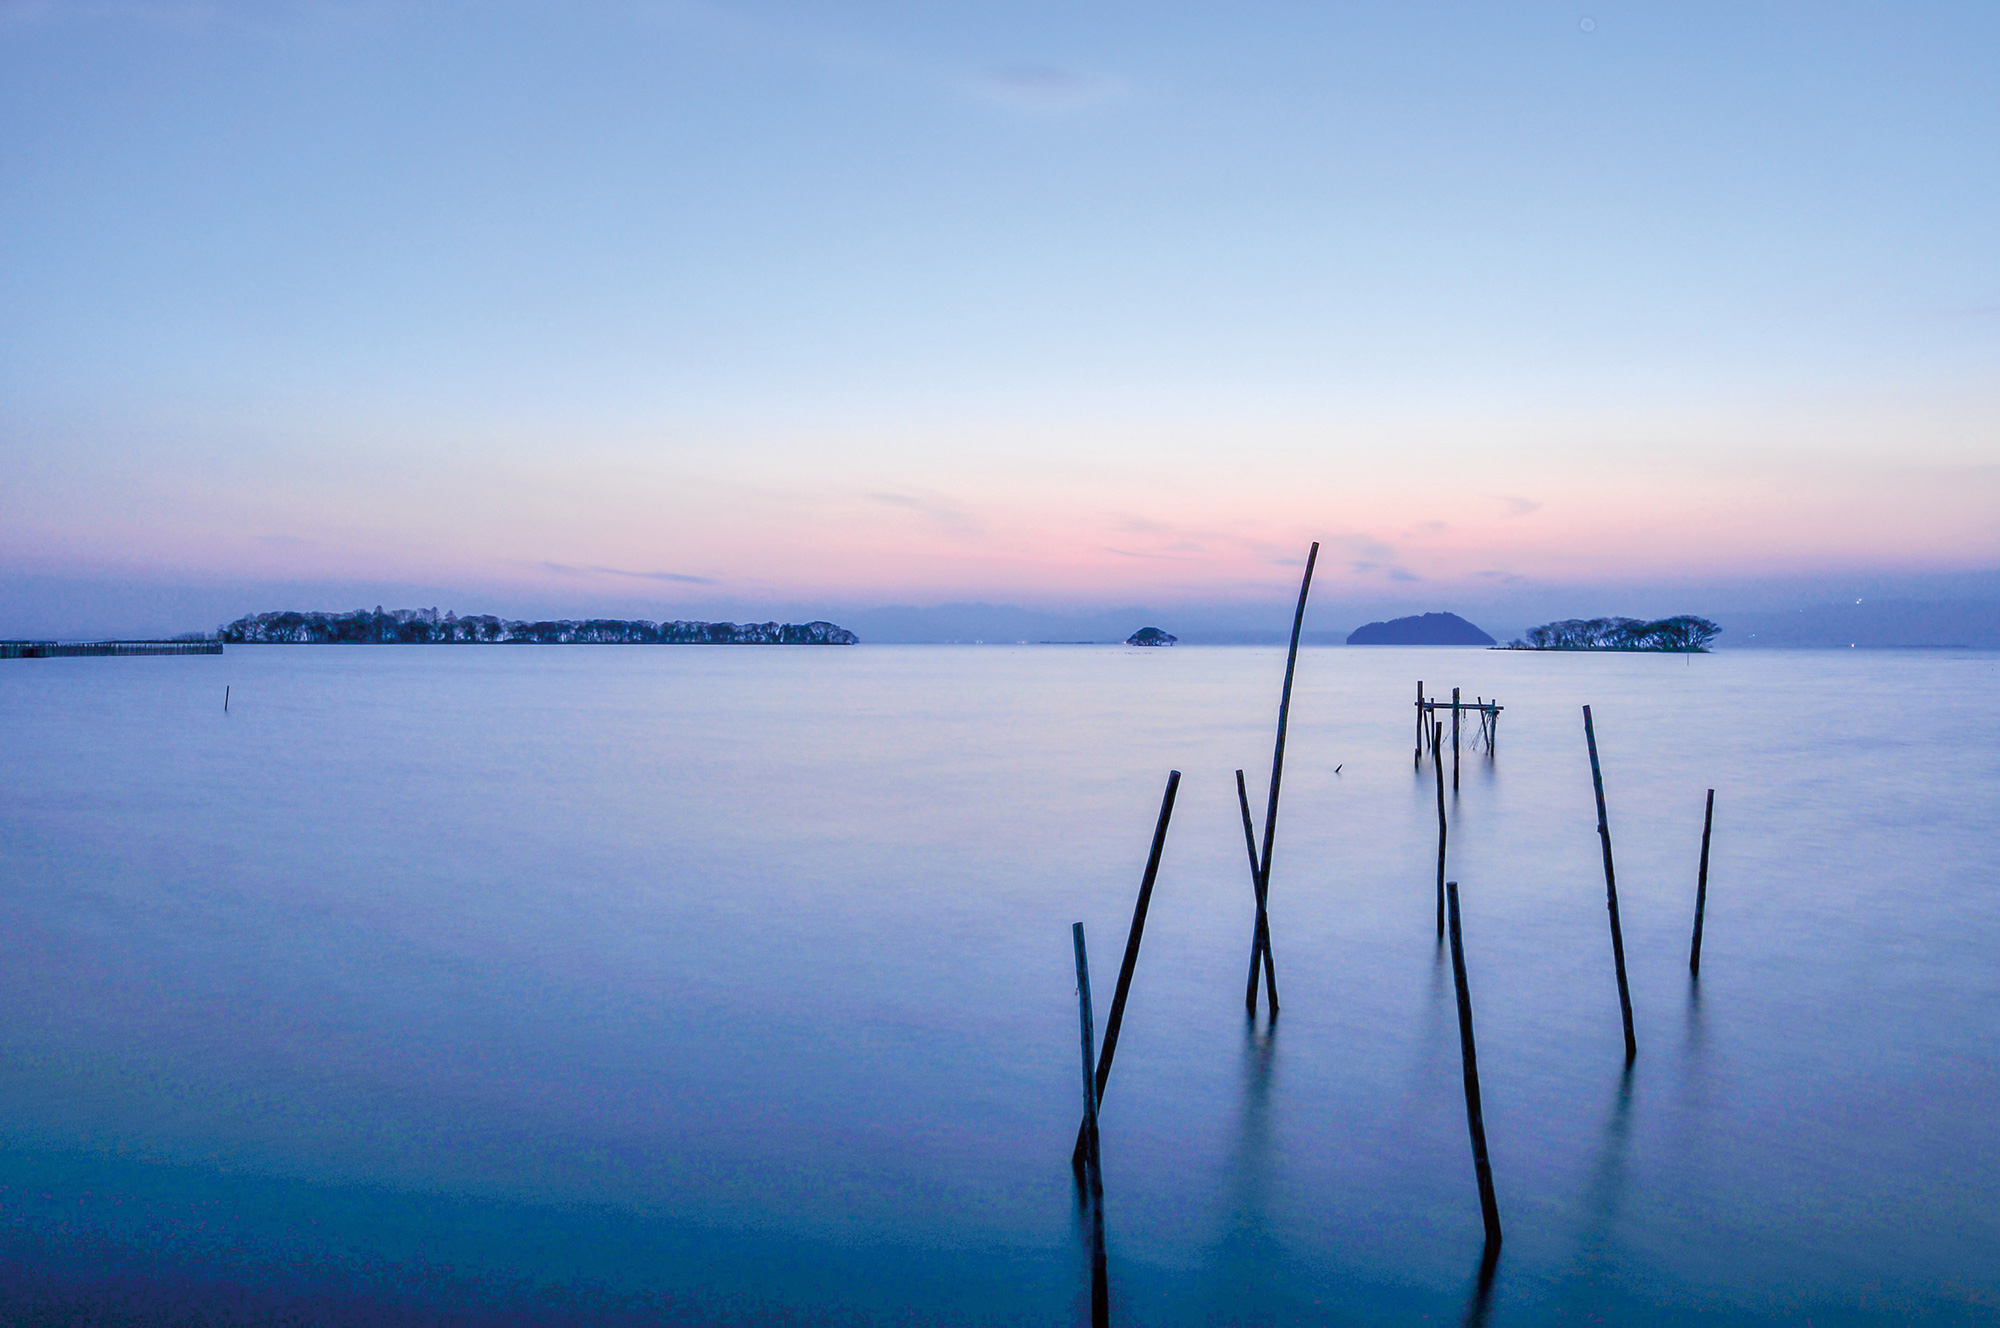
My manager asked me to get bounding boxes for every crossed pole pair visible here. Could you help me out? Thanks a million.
[1236,542,1318,1019]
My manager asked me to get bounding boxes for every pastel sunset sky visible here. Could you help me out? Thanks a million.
[4,1,1996,631]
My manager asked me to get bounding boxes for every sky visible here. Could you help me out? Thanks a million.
[3,0,1997,637]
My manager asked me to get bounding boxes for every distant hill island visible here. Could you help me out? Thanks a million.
[1502,616,1718,652]
[1346,612,1496,646]
[221,608,859,645]
[1126,627,1177,646]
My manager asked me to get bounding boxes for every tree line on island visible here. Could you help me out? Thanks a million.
[1504,616,1719,652]
[219,608,859,645]
[1347,611,1720,651]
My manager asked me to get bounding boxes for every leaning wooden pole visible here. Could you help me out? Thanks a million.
[1446,880,1502,1249]
[1235,770,1261,881]
[1582,706,1638,1061]
[1245,540,1319,1017]
[1689,788,1715,976]
[1072,771,1181,1171]
[1433,721,1448,940]
[1235,769,1279,1014]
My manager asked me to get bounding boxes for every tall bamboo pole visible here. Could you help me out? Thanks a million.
[1245,541,1319,1017]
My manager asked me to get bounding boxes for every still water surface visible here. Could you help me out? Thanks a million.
[2,644,1997,1324]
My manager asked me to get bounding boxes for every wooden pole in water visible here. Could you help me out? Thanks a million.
[1245,541,1318,1017]
[1415,681,1426,768]
[1072,923,1104,1184]
[1072,921,1109,1328]
[1235,770,1262,880]
[1072,771,1181,1171]
[223,685,229,712]
[1434,721,1448,941]
[1582,706,1638,1061]
[1689,788,1715,976]
[1452,687,1461,791]
[1235,768,1279,1012]
[1446,880,1502,1248]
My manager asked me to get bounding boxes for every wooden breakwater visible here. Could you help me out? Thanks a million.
[2,640,223,658]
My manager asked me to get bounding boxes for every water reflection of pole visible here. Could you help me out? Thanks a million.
[1461,1241,1500,1328]
[1446,881,1502,1249]
[1582,706,1638,1062]
[1689,789,1715,976]
[1244,541,1318,1019]
[1208,1020,1278,1311]
[1071,923,1109,1327]
[1433,721,1448,941]
[1072,771,1181,1173]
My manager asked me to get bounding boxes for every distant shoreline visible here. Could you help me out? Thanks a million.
[220,610,858,646]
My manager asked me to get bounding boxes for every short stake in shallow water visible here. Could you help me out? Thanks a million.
[1582,705,1637,1062]
[1690,788,1715,976]
[1415,680,1427,768]
[1071,922,1109,1328]
[1072,771,1182,1173]
[1233,770,1276,1005]
[1446,881,1502,1249]
[1245,541,1319,1018]
[1433,721,1448,940]
[1452,687,1462,791]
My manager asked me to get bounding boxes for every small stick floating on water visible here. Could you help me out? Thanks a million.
[1690,789,1715,976]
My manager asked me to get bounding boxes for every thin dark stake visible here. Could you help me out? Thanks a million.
[1072,771,1181,1171]
[1071,922,1108,1328]
[1446,880,1502,1248]
[1415,680,1426,768]
[1235,769,1261,880]
[1235,768,1279,1012]
[1583,705,1638,1061]
[1452,687,1461,791]
[223,685,230,712]
[1072,923,1103,1183]
[1434,721,1447,940]
[1690,788,1715,976]
[1245,540,1319,1017]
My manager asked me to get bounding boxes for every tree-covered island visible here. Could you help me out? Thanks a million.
[1503,616,1719,652]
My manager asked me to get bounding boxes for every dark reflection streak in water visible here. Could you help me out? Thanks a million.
[1461,1241,1501,1328]
[1559,1066,1636,1314]
[1069,1166,1109,1328]
[1387,944,1454,1144]
[1206,1021,1279,1313]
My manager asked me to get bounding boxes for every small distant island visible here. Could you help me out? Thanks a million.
[1502,616,1718,652]
[221,608,859,645]
[1346,612,1496,646]
[1126,627,1177,647]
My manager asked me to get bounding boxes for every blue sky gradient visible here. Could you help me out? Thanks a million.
[4,1,1996,634]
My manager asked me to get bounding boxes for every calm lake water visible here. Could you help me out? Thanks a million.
[2,644,1997,1325]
